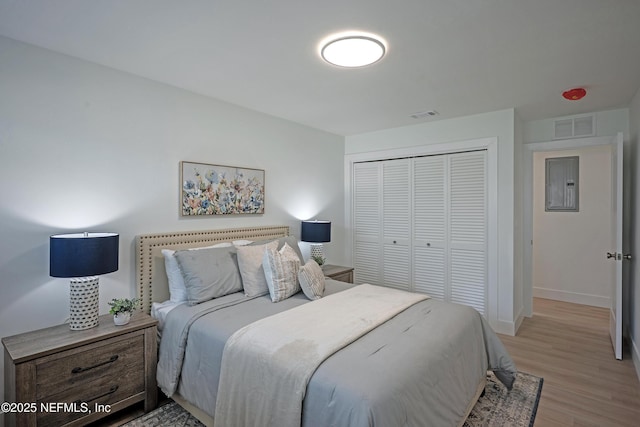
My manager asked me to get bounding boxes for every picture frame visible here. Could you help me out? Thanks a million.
[180,161,265,216]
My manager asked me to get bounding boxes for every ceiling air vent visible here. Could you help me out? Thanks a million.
[410,110,439,119]
[553,114,595,140]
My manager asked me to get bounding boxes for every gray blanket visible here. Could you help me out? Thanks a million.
[157,280,517,427]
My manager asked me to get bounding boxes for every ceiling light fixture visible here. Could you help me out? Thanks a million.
[320,33,386,67]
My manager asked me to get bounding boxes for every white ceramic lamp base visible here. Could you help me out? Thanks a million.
[311,244,325,264]
[69,277,100,330]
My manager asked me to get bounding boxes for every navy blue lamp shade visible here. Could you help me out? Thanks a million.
[301,221,331,265]
[50,232,119,330]
[50,233,119,277]
[301,221,331,243]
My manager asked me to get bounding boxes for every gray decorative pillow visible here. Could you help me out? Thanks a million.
[162,242,233,303]
[262,243,301,303]
[236,240,278,297]
[298,260,325,300]
[174,245,243,305]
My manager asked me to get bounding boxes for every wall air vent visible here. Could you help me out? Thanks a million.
[553,114,595,140]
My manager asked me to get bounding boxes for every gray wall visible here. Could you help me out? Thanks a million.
[0,36,346,406]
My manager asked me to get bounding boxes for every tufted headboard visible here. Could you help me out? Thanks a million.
[135,225,290,314]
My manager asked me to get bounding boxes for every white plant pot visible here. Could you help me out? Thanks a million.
[113,312,131,326]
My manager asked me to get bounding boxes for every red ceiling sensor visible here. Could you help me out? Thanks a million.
[562,87,587,100]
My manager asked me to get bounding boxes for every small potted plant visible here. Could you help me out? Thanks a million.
[108,297,140,326]
[311,255,326,266]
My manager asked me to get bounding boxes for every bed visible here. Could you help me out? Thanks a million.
[136,225,516,427]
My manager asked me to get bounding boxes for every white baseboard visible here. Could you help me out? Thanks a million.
[632,337,640,382]
[533,286,610,308]
[514,311,525,334]
[491,306,524,336]
[494,319,517,336]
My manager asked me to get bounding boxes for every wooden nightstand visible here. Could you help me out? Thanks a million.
[2,312,157,427]
[322,264,355,283]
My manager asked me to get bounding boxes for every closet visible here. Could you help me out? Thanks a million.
[352,150,487,315]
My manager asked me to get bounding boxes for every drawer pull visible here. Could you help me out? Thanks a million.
[73,385,119,405]
[71,355,118,374]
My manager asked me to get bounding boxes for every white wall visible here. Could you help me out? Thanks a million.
[523,109,630,143]
[513,112,525,330]
[532,146,614,307]
[0,37,345,406]
[345,109,518,334]
[630,87,640,380]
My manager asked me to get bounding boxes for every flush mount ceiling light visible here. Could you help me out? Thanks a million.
[320,33,386,67]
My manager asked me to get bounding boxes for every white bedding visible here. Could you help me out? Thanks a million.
[151,300,182,332]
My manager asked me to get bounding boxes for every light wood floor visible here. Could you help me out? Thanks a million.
[499,298,640,427]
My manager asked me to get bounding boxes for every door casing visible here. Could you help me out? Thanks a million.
[522,134,626,344]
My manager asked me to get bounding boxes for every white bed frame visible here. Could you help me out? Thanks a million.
[135,224,483,427]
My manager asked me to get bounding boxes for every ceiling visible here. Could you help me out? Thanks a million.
[1,0,639,136]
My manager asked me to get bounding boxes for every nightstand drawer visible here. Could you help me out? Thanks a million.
[36,333,144,400]
[329,271,353,283]
[37,375,144,426]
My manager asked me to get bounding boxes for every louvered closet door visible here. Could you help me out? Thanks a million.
[353,162,382,286]
[448,151,487,315]
[382,159,411,291]
[413,156,446,300]
[352,150,487,315]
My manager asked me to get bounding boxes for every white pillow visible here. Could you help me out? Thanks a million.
[236,240,278,297]
[162,242,232,303]
[262,243,301,302]
[298,260,325,300]
[233,240,253,246]
[280,242,301,265]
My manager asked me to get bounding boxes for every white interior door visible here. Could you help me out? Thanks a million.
[353,162,382,286]
[609,132,624,360]
[448,151,488,315]
[413,155,447,299]
[382,159,411,291]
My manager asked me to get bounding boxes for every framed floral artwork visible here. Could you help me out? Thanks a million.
[180,161,265,216]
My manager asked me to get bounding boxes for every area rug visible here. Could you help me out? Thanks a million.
[464,371,543,427]
[122,372,542,427]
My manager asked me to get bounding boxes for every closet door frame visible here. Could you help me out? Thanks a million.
[345,137,499,329]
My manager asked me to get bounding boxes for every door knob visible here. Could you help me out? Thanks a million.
[624,254,632,260]
[607,252,617,259]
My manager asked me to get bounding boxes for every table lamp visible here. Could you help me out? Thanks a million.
[301,220,331,265]
[50,232,119,330]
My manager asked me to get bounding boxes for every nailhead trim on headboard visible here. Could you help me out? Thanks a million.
[135,226,290,314]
